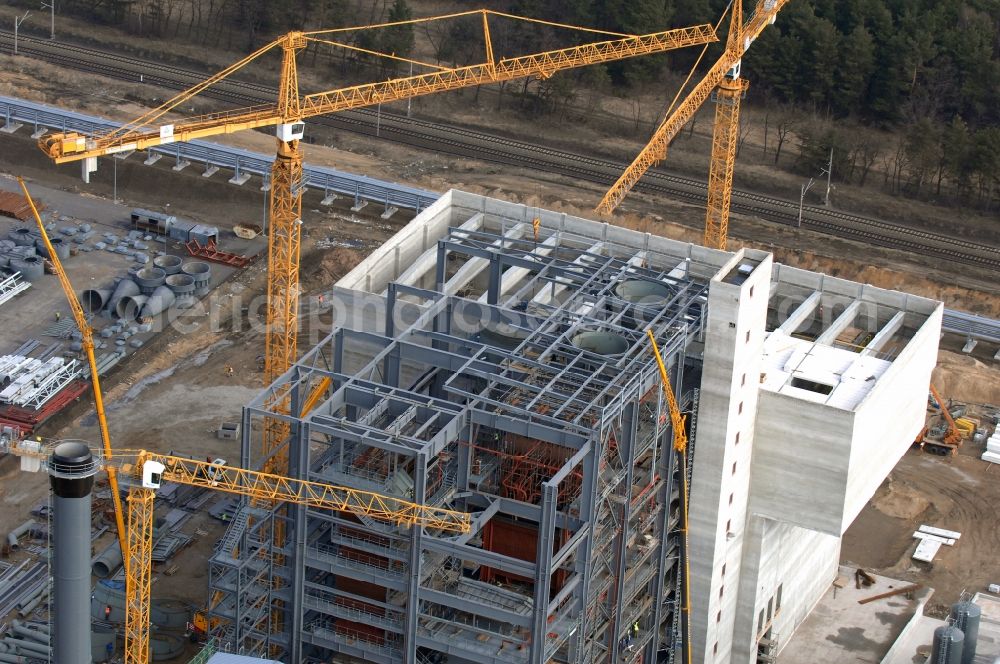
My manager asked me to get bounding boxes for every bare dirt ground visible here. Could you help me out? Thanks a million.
[843,441,1000,620]
[843,347,1000,619]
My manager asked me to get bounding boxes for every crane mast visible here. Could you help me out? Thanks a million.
[647,330,693,663]
[33,10,717,493]
[596,0,789,224]
[704,0,748,250]
[26,12,717,659]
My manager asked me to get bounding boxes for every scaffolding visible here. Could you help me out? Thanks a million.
[209,222,709,664]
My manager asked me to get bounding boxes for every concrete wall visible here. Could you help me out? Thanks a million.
[770,263,941,319]
[750,392,855,535]
[842,303,942,530]
[749,303,942,537]
[727,288,943,664]
[731,518,840,663]
[688,251,773,663]
[448,189,732,279]
[338,190,455,293]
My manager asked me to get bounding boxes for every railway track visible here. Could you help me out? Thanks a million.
[2,30,998,271]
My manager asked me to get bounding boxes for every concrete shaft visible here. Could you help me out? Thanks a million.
[53,493,93,664]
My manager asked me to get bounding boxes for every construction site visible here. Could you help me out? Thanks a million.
[0,2,997,664]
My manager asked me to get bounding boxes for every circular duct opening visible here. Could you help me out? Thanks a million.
[153,255,183,274]
[480,322,530,350]
[135,267,166,283]
[614,279,671,304]
[92,559,118,579]
[116,295,148,322]
[182,261,210,278]
[81,289,109,312]
[570,330,629,356]
[165,274,195,291]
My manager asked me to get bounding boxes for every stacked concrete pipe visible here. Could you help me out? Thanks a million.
[152,254,182,275]
[107,279,139,315]
[134,267,166,295]
[165,274,196,309]
[182,261,211,297]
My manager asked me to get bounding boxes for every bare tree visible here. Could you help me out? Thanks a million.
[773,112,797,165]
[762,112,769,157]
[736,115,753,158]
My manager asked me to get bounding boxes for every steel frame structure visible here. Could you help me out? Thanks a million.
[210,224,710,663]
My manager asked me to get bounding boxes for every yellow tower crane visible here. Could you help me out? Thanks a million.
[35,9,718,483]
[647,329,693,664]
[1,439,470,664]
[16,178,469,664]
[16,177,129,568]
[596,0,790,249]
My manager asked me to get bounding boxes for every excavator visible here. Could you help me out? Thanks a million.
[14,178,469,664]
[915,384,962,455]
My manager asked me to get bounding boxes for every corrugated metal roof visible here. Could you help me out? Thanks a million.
[206,655,283,664]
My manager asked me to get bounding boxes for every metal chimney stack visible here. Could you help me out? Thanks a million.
[48,441,97,664]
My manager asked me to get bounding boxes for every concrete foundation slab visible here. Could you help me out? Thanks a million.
[778,566,927,664]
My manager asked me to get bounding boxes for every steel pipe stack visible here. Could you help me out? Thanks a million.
[47,441,97,664]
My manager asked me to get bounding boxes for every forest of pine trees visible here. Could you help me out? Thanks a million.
[35,0,1000,211]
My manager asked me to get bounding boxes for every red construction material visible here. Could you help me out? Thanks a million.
[0,191,42,221]
[481,518,568,592]
[0,379,89,434]
[184,238,253,268]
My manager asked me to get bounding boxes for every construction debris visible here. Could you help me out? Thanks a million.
[855,568,877,589]
[0,353,82,409]
[0,191,41,221]
[185,238,252,267]
[912,525,961,562]
[233,223,262,239]
[0,272,31,308]
[918,524,961,540]
[858,583,923,605]
[982,429,1000,464]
